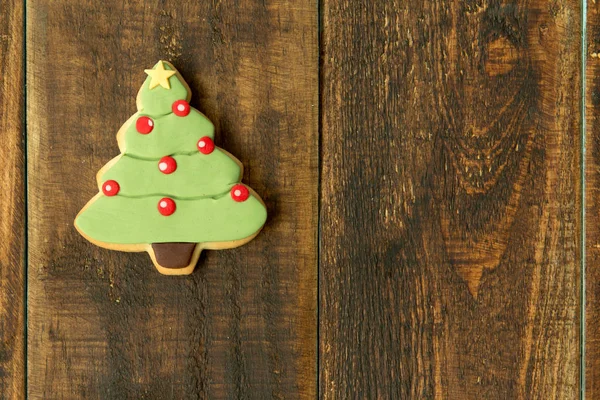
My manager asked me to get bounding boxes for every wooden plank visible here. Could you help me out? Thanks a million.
[0,0,25,398]
[27,1,317,398]
[587,2,600,397]
[320,0,581,398]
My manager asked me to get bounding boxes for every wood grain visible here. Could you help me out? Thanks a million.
[0,0,25,398]
[320,0,581,398]
[587,2,600,398]
[27,1,317,398]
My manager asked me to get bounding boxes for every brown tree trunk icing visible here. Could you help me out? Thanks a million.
[151,243,197,269]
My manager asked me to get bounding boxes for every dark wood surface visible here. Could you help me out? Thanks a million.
[26,1,317,398]
[0,0,25,398]
[4,0,596,398]
[320,0,582,398]
[587,2,600,398]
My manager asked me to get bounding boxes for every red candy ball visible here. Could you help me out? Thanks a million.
[136,116,154,134]
[158,156,177,174]
[158,198,176,216]
[172,100,190,117]
[231,184,249,202]
[197,136,215,154]
[102,180,120,196]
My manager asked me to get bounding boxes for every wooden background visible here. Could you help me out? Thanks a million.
[0,0,595,398]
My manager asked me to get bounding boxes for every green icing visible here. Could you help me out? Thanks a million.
[123,109,214,158]
[76,194,267,244]
[138,61,189,116]
[99,150,241,198]
[77,60,267,248]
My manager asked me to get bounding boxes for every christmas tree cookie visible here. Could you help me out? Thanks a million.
[75,61,267,275]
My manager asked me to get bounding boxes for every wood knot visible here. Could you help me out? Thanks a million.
[485,37,519,77]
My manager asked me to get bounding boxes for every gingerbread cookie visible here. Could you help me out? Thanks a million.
[75,60,267,275]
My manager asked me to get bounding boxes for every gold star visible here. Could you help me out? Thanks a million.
[144,61,177,90]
